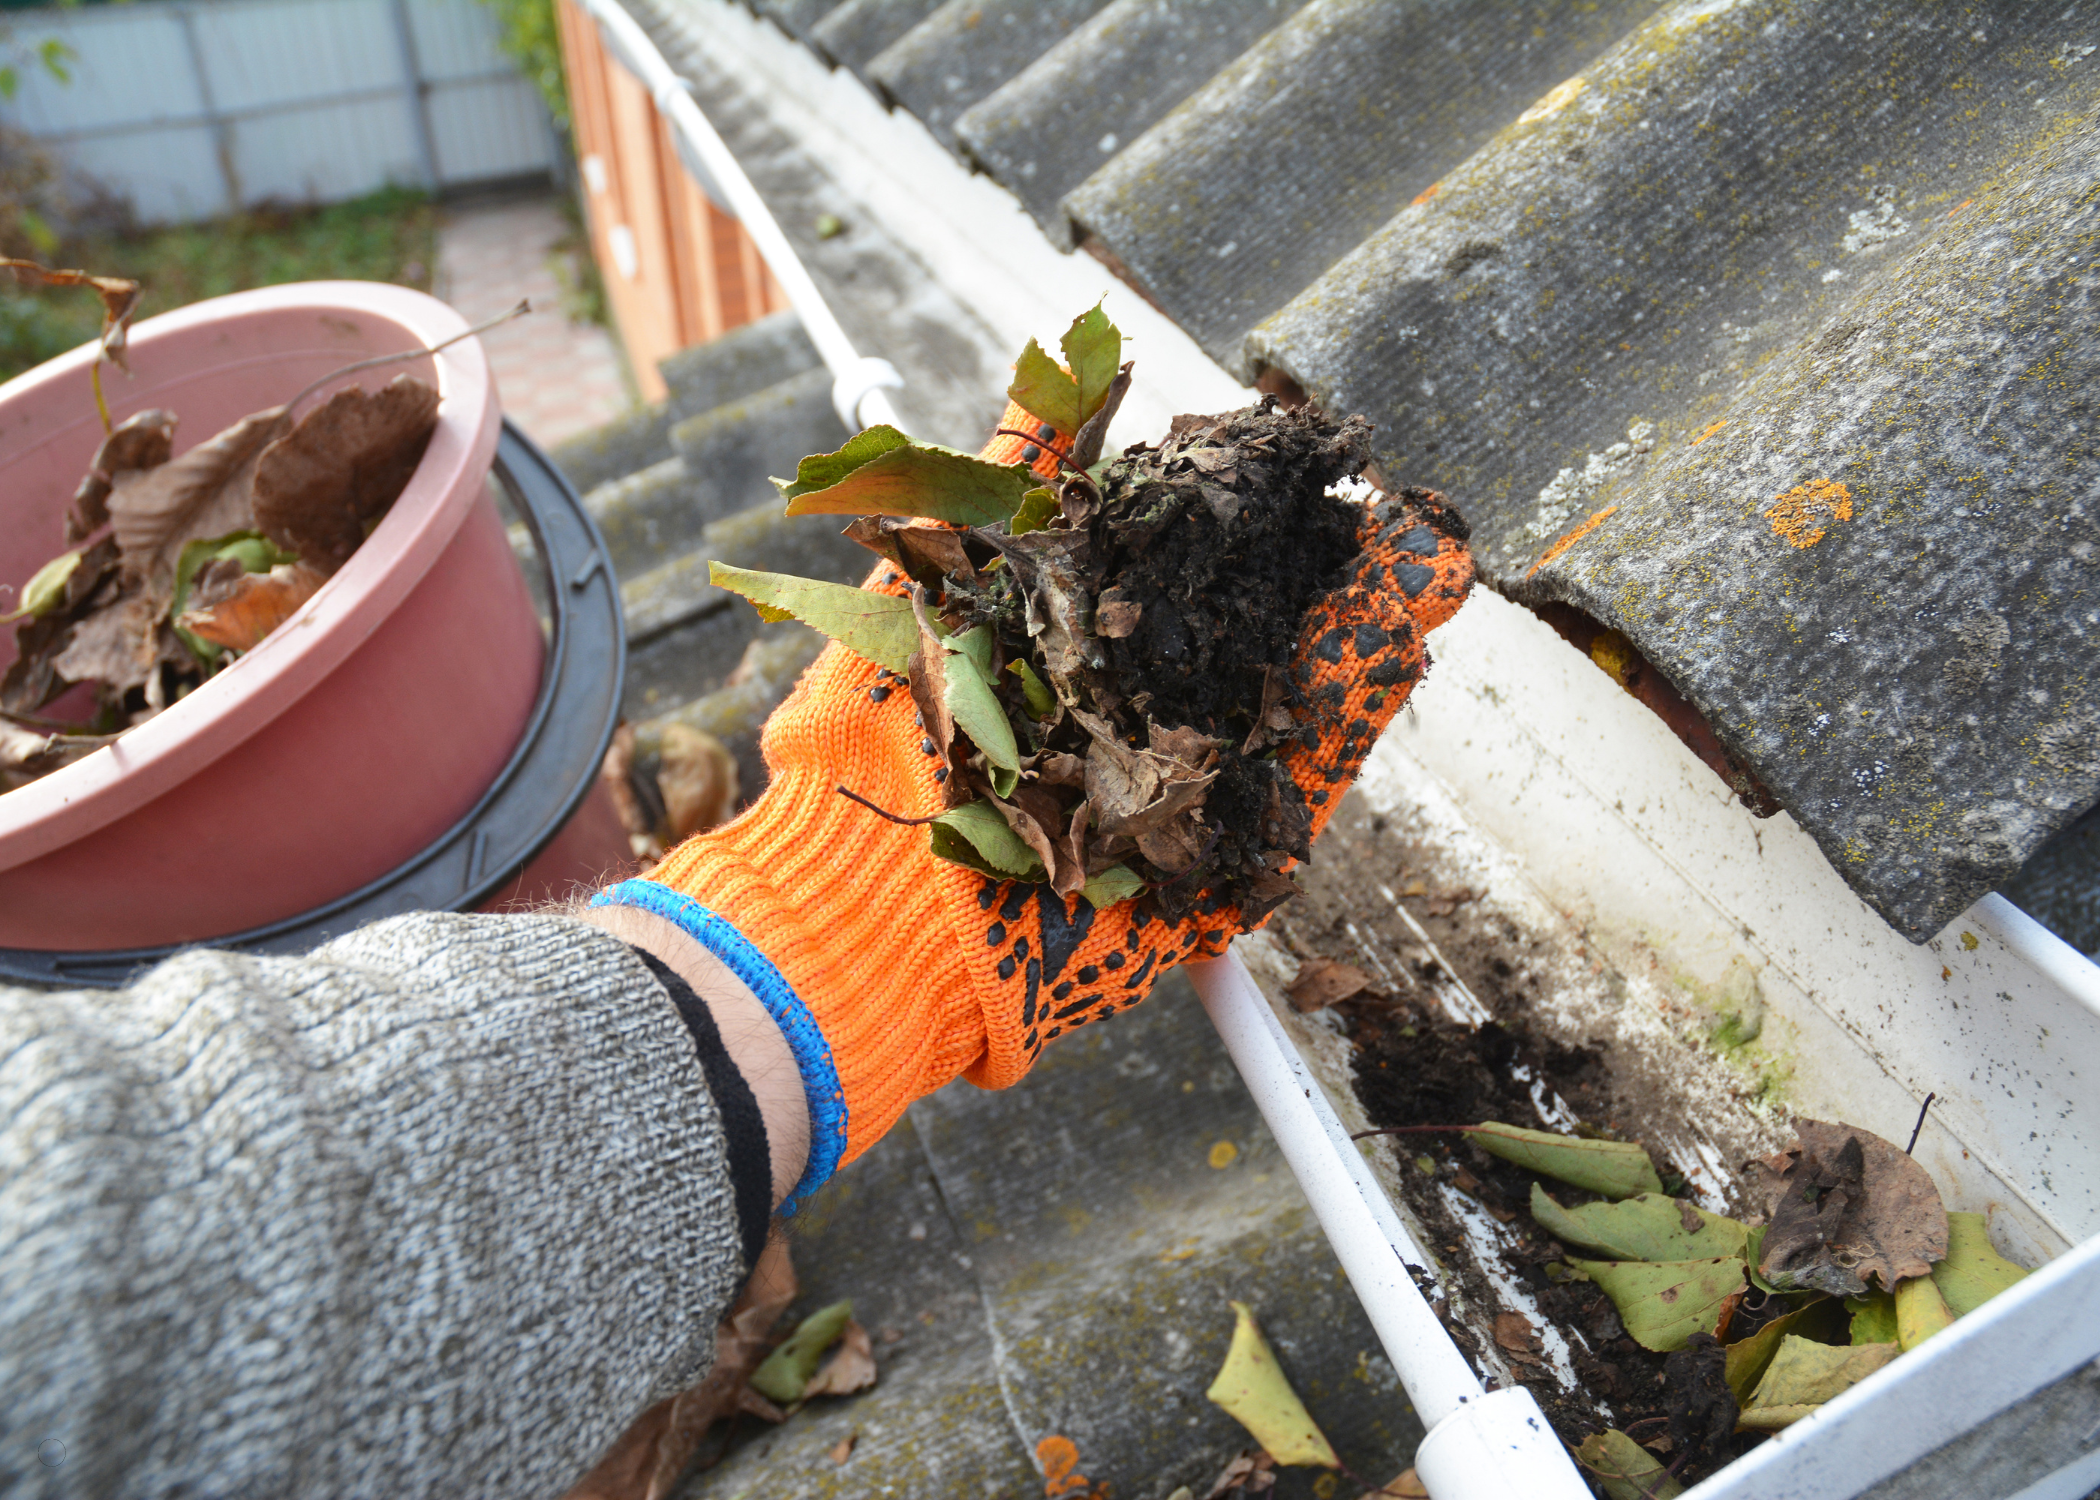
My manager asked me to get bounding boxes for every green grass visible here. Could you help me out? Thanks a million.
[2,185,439,382]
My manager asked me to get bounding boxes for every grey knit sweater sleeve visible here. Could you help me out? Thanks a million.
[0,912,750,1500]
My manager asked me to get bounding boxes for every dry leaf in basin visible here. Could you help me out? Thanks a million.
[0,256,142,367]
[178,563,325,653]
[252,374,439,574]
[67,409,174,544]
[560,1235,797,1500]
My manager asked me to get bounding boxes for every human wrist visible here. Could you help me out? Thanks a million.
[580,900,811,1211]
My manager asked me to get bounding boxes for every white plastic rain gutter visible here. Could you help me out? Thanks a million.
[573,0,906,435]
[576,6,2100,1497]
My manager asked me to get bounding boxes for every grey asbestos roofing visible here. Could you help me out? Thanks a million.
[718,0,2100,943]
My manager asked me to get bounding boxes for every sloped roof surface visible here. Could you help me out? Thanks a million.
[713,0,2100,941]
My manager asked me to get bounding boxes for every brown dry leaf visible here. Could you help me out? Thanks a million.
[1494,1311,1542,1355]
[561,1235,797,1500]
[892,523,977,588]
[252,375,439,574]
[1238,866,1301,924]
[1095,591,1142,638]
[1,257,141,367]
[178,563,325,653]
[1054,799,1093,899]
[51,590,162,692]
[0,719,113,789]
[905,608,975,809]
[1032,751,1087,788]
[1285,957,1370,1011]
[998,528,1092,693]
[68,409,175,544]
[1083,733,1161,832]
[1423,888,1477,917]
[1750,1117,1948,1295]
[1203,1449,1278,1499]
[109,407,289,585]
[658,723,738,839]
[827,1433,857,1465]
[841,514,904,566]
[802,1319,878,1398]
[600,722,660,861]
[1376,1472,1429,1499]
[989,790,1062,881]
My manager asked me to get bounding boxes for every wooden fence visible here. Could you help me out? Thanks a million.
[556,0,784,402]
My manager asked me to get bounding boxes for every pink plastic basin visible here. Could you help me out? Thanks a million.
[0,283,549,950]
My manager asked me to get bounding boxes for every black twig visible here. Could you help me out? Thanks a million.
[1348,1124,1481,1142]
[1905,1092,1937,1154]
[836,785,944,826]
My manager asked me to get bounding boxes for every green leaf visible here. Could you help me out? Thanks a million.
[1009,486,1061,536]
[1009,657,1056,718]
[708,563,918,673]
[1060,302,1123,425]
[1470,1122,1664,1199]
[1082,863,1145,909]
[749,1298,853,1404]
[941,626,1019,773]
[1205,1301,1339,1468]
[1895,1271,1954,1351]
[0,548,82,624]
[1723,1296,1845,1406]
[775,425,1033,526]
[1846,1289,1899,1345]
[1007,339,1081,435]
[930,801,1045,882]
[989,763,1020,798]
[1932,1211,2030,1318]
[1529,1185,1749,1262]
[1574,1429,1684,1500]
[1738,1335,1900,1430]
[1569,1257,1745,1352]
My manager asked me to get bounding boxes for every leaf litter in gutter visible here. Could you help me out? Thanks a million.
[1747,1117,1948,1295]
[1574,1428,1684,1500]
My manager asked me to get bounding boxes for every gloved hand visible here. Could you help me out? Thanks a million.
[594,400,1472,1210]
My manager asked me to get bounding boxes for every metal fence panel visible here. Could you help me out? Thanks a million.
[0,0,556,223]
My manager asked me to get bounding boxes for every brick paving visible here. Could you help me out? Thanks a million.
[435,193,634,450]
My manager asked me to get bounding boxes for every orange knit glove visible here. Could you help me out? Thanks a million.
[593,401,1471,1211]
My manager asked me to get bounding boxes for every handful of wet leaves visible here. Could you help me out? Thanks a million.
[712,305,1374,920]
[1,362,441,792]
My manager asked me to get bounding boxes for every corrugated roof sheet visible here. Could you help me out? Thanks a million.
[707,0,2100,941]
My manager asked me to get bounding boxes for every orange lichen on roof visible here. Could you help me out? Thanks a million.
[1691,420,1729,446]
[1766,477,1853,548]
[1528,504,1618,578]
[1948,198,1974,217]
[1410,182,1442,208]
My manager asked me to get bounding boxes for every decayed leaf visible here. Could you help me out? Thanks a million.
[1722,1295,1847,1406]
[0,549,83,624]
[1285,958,1371,1012]
[1470,1122,1665,1199]
[1570,1256,1747,1352]
[1204,1301,1338,1469]
[109,407,290,584]
[827,1433,857,1465]
[1932,1211,2030,1318]
[50,590,161,692]
[1574,1429,1684,1500]
[1894,1271,1954,1351]
[1736,1335,1900,1430]
[750,1299,854,1405]
[1375,1471,1429,1500]
[776,425,1033,527]
[178,562,325,652]
[0,720,114,787]
[656,723,739,840]
[802,1318,878,1398]
[66,408,174,543]
[251,375,438,573]
[561,1235,797,1500]
[1067,361,1133,472]
[995,528,1093,694]
[1751,1118,1948,1295]
[710,563,917,673]
[1,256,141,367]
[1530,1185,1750,1263]
[930,800,1046,882]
